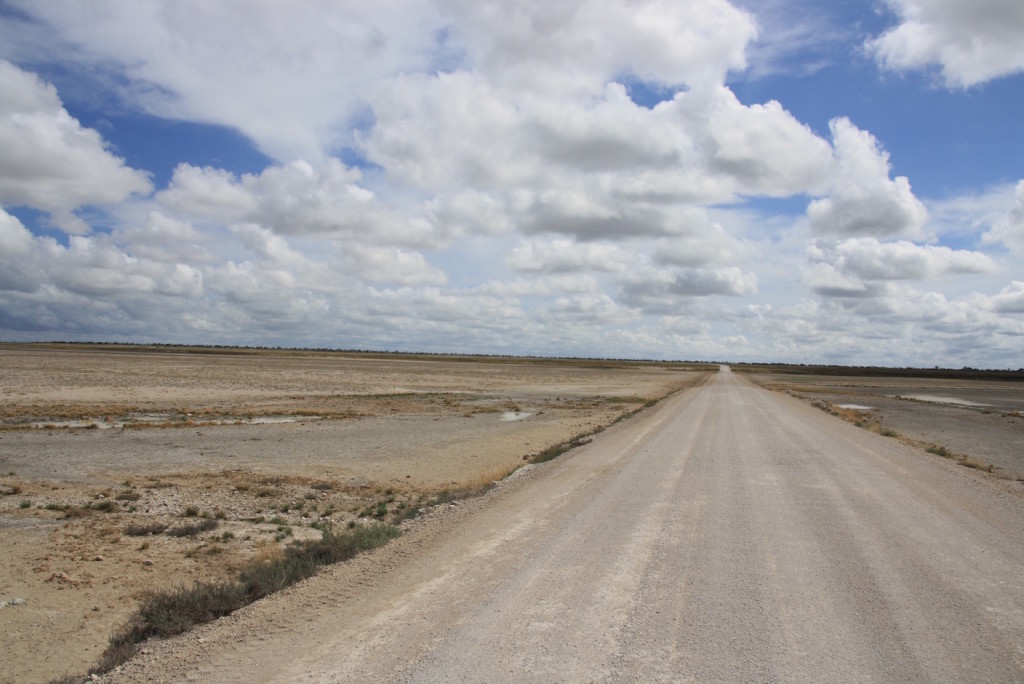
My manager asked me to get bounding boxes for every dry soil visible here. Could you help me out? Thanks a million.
[0,345,702,683]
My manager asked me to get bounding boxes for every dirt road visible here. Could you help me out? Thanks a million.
[108,367,1024,682]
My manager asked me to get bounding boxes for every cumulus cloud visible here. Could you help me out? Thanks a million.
[1,2,1020,366]
[868,0,1024,87]
[440,0,757,93]
[112,211,212,265]
[367,77,834,207]
[686,86,833,197]
[0,0,756,161]
[0,0,447,161]
[989,281,1024,313]
[505,238,630,274]
[811,238,995,282]
[807,118,927,238]
[806,237,995,299]
[0,206,203,302]
[337,245,447,286]
[0,60,151,231]
[653,219,756,267]
[158,159,434,246]
[620,266,758,312]
[983,180,1024,254]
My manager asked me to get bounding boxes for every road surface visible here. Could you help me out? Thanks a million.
[110,368,1024,682]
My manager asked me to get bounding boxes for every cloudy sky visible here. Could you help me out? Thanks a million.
[1,0,1022,366]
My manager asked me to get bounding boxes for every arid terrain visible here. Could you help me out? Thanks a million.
[0,344,705,683]
[3,348,1022,682]
[95,368,1024,682]
[747,370,1024,481]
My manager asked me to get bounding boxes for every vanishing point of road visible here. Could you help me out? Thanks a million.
[111,367,1024,682]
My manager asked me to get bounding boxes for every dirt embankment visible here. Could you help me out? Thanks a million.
[0,345,705,684]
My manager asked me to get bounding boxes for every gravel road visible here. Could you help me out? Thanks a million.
[108,367,1024,682]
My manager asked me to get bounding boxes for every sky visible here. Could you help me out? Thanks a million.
[0,0,1022,367]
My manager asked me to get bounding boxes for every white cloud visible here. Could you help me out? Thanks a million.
[366,77,836,248]
[989,281,1024,313]
[1,0,756,162]
[158,159,434,246]
[444,0,757,93]
[812,238,995,282]
[0,207,39,291]
[112,211,212,265]
[807,118,927,238]
[1,1,446,162]
[983,180,1024,254]
[337,245,447,286]
[868,0,1024,87]
[689,87,833,197]
[0,60,151,230]
[620,266,758,312]
[0,209,204,304]
[0,3,1020,366]
[506,238,630,274]
[654,219,757,267]
[548,293,632,324]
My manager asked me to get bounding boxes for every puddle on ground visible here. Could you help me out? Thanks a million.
[501,411,533,421]
[25,415,319,429]
[895,394,991,408]
[836,404,873,411]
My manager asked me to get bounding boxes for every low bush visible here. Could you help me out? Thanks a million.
[531,434,593,464]
[165,519,219,537]
[111,580,247,646]
[86,522,401,678]
[124,522,169,537]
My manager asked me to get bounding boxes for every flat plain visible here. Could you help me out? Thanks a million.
[0,344,703,683]
[104,368,1024,682]
[748,370,1024,481]
[2,347,1022,682]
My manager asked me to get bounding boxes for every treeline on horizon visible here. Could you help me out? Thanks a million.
[732,362,1024,382]
[2,340,1021,380]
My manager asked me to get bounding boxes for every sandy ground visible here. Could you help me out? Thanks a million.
[101,369,1024,682]
[748,372,1024,481]
[0,345,703,684]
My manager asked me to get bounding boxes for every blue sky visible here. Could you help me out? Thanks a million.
[0,0,1022,366]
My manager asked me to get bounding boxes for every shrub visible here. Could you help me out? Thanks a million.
[124,522,169,536]
[79,521,401,679]
[166,519,219,537]
[112,580,247,645]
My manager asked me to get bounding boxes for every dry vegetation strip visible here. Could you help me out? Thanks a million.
[797,394,1011,479]
[53,523,401,682]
